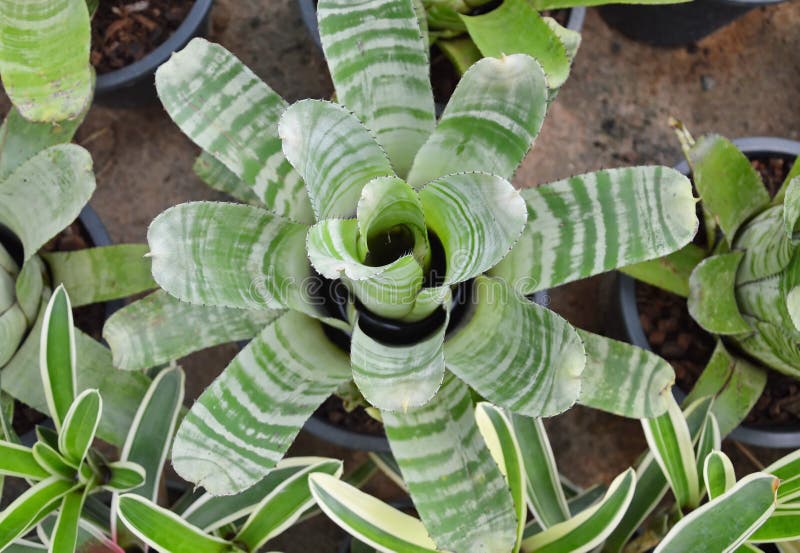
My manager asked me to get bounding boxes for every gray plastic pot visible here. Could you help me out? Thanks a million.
[614,136,800,448]
[94,0,214,107]
[598,0,785,48]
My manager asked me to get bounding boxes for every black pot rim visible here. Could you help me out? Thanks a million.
[617,136,800,449]
[94,0,214,94]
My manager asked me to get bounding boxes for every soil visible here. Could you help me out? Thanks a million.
[90,0,195,74]
[636,155,800,428]
[314,396,386,438]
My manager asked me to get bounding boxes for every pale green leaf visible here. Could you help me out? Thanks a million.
[408,53,547,186]
[734,206,793,283]
[15,255,44,323]
[0,441,49,479]
[172,312,350,495]
[39,286,76,429]
[783,176,800,235]
[318,0,435,177]
[444,276,585,417]
[155,39,313,223]
[0,303,27,367]
[620,243,706,298]
[689,252,752,334]
[736,274,800,341]
[493,166,697,294]
[735,318,800,379]
[0,477,75,550]
[576,330,674,418]
[193,151,262,207]
[58,389,101,465]
[704,450,735,500]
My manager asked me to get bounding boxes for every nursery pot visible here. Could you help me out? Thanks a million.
[598,0,785,48]
[614,136,800,449]
[93,0,214,108]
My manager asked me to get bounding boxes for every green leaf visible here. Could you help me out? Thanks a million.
[749,507,800,543]
[736,274,799,340]
[460,0,572,90]
[0,441,49,479]
[49,488,89,553]
[521,469,636,553]
[15,255,45,323]
[511,414,570,528]
[0,0,92,122]
[576,330,674,418]
[382,375,517,553]
[309,473,440,553]
[436,37,482,75]
[643,396,700,509]
[734,206,793,283]
[419,173,527,285]
[782,176,800,233]
[41,245,155,307]
[234,459,343,551]
[351,315,446,411]
[172,312,350,495]
[620,243,706,298]
[32,442,75,480]
[688,252,752,334]
[104,461,145,492]
[704,450,735,500]
[735,317,800,378]
[695,413,721,493]
[656,473,778,552]
[493,166,697,294]
[40,286,76,429]
[318,0,435,177]
[0,477,75,550]
[689,135,770,242]
[155,38,313,223]
[104,290,281,371]
[408,53,547,186]
[0,144,95,262]
[475,403,526,551]
[58,389,101,465]
[116,495,234,553]
[765,449,800,503]
[444,276,585,417]
[193,152,262,207]
[278,99,394,220]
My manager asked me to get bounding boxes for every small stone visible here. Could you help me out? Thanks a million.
[701,75,715,91]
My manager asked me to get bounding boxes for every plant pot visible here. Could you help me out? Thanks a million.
[613,136,800,448]
[93,0,214,108]
[598,0,784,48]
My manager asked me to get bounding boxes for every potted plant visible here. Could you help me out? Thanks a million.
[598,0,787,47]
[616,125,800,448]
[0,287,345,553]
[313,399,800,552]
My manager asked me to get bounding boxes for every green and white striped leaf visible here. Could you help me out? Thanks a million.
[704,450,735,500]
[655,473,778,553]
[576,330,674,418]
[689,135,770,242]
[309,473,440,553]
[0,441,49,479]
[172,311,350,495]
[736,274,800,340]
[42,245,155,308]
[511,414,570,529]
[444,276,585,417]
[193,152,262,206]
[642,396,700,509]
[492,166,697,294]
[749,507,800,543]
[39,286,76,430]
[688,252,751,335]
[31,442,74,479]
[407,53,547,186]
[475,403,526,551]
[520,468,636,553]
[0,477,75,550]
[734,206,793,283]
[234,459,343,551]
[278,99,393,220]
[318,0,435,178]
[382,375,517,553]
[735,317,800,378]
[0,0,92,122]
[155,39,312,223]
[116,495,234,553]
[104,290,281,371]
[783,176,800,234]
[49,488,89,553]
[351,316,446,411]
[419,173,527,286]
[58,389,101,466]
[0,144,95,262]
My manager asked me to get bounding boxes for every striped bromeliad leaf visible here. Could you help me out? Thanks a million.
[193,151,262,207]
[0,0,92,123]
[655,473,779,553]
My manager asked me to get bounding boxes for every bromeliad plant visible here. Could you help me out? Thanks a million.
[623,125,800,434]
[105,0,698,547]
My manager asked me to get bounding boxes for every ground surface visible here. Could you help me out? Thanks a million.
[3,1,800,550]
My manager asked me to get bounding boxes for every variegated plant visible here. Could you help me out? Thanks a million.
[315,400,800,553]
[624,126,800,433]
[105,0,697,546]
[0,0,156,446]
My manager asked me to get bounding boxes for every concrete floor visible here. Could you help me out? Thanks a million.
[5,0,800,550]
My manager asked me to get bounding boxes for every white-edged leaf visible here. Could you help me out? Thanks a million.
[57,389,101,465]
[0,441,49,480]
[704,450,735,500]
[39,286,76,430]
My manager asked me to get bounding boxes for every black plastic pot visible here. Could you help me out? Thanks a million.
[93,0,214,108]
[614,136,800,449]
[598,0,785,48]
